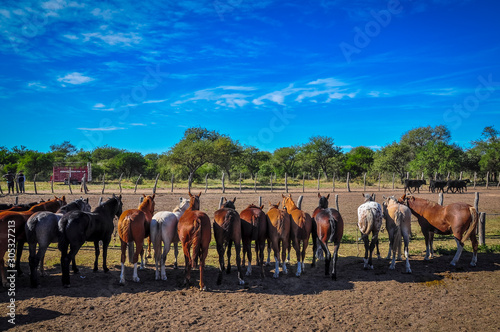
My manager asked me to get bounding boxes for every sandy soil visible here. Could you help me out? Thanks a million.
[1,189,499,331]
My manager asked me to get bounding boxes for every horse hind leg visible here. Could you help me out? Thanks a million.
[173,241,179,269]
[331,242,340,280]
[226,239,232,274]
[216,242,226,285]
[450,237,464,266]
[403,231,412,273]
[234,241,244,285]
[362,235,370,269]
[133,240,143,282]
[119,240,127,285]
[93,241,100,272]
[102,238,110,273]
[29,243,41,288]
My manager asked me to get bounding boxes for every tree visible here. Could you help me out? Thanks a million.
[92,145,123,163]
[211,136,242,180]
[471,126,500,181]
[107,152,146,178]
[372,142,411,181]
[299,136,342,179]
[18,151,54,180]
[409,142,463,178]
[271,147,298,177]
[343,146,374,178]
[238,147,271,179]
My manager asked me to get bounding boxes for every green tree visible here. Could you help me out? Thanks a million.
[18,151,54,180]
[343,146,374,178]
[299,136,342,179]
[271,147,298,177]
[238,147,271,179]
[409,142,463,178]
[107,152,146,178]
[92,145,123,163]
[372,142,411,181]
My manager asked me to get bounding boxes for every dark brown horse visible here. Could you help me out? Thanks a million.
[118,194,155,284]
[266,202,290,278]
[0,196,66,287]
[313,193,344,280]
[398,194,478,266]
[178,192,211,290]
[213,197,244,285]
[282,194,312,277]
[240,203,268,278]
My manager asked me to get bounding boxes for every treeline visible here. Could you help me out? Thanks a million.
[0,125,499,184]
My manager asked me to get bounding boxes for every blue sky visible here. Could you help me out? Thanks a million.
[1,0,499,154]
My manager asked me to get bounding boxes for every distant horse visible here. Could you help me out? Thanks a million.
[357,193,383,270]
[118,194,155,284]
[398,194,478,266]
[150,197,190,280]
[313,193,344,280]
[178,192,211,290]
[266,202,290,278]
[282,194,312,277]
[381,196,412,273]
[26,198,91,287]
[0,200,41,212]
[0,196,66,287]
[240,203,268,278]
[213,197,244,285]
[58,195,123,287]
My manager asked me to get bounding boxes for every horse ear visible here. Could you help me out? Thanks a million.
[232,197,236,203]
[179,197,183,202]
[317,193,321,198]
[260,205,264,210]
[277,202,280,208]
[61,195,65,201]
[326,194,330,199]
[152,194,155,199]
[282,194,286,198]
[383,195,387,199]
[143,194,146,198]
[198,191,202,197]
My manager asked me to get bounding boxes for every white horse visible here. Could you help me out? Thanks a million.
[150,197,190,281]
[382,196,412,273]
[357,193,383,270]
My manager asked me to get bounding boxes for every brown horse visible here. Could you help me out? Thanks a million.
[240,203,268,278]
[282,194,312,277]
[178,192,211,290]
[398,194,478,266]
[0,196,66,286]
[118,194,155,284]
[313,193,344,280]
[266,202,290,278]
[213,197,244,285]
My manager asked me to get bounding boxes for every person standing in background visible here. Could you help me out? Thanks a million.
[2,171,15,194]
[17,171,25,194]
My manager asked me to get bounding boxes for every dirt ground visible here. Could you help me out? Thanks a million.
[1,188,499,331]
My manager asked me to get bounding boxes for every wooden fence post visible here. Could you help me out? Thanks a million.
[378,173,381,191]
[205,174,208,193]
[434,172,437,181]
[239,173,242,193]
[118,173,123,194]
[51,177,54,194]
[98,196,103,206]
[317,171,320,191]
[270,174,273,192]
[171,174,174,193]
[222,172,225,193]
[153,173,160,194]
[15,196,18,205]
[0,183,3,195]
[285,173,288,193]
[101,173,105,195]
[134,174,142,194]
[392,173,395,190]
[447,172,450,181]
[258,196,262,207]
[297,195,303,210]
[302,173,305,193]
[188,172,193,193]
[82,174,88,194]
[406,172,409,180]
[335,194,339,212]
[219,197,224,209]
[438,192,443,206]
[486,171,490,189]
[332,172,335,192]
[363,173,366,191]
[478,212,486,245]
[33,173,38,195]
[254,175,257,193]
[459,171,463,180]
[346,172,351,192]
[68,176,73,195]
[473,172,477,189]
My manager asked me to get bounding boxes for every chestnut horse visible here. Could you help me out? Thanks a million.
[357,193,383,270]
[398,194,478,266]
[118,194,155,284]
[0,196,66,287]
[213,197,244,285]
[150,197,190,281]
[313,193,344,280]
[240,203,268,278]
[381,196,412,273]
[178,192,211,290]
[282,194,312,277]
[266,202,290,278]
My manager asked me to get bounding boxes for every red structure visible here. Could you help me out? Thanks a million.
[52,163,92,184]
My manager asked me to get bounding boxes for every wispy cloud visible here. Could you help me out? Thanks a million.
[143,99,168,104]
[58,72,94,85]
[77,126,125,131]
[27,82,47,89]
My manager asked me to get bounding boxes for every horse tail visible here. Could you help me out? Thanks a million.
[393,209,403,254]
[360,209,374,235]
[151,218,162,263]
[328,210,337,243]
[277,211,285,235]
[191,218,202,268]
[58,214,69,252]
[462,207,478,244]
[26,213,41,244]
[222,211,233,233]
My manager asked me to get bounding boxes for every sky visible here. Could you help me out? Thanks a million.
[1,0,499,154]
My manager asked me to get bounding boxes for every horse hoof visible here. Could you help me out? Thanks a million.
[273,273,279,279]
[133,277,140,283]
[238,279,245,285]
[63,284,71,288]
[216,278,222,286]
[200,286,207,291]
[104,268,109,273]
[389,266,395,270]
[470,263,476,267]
[162,276,168,281]
[406,269,412,274]
[295,273,301,278]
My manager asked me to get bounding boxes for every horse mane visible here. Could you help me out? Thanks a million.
[246,204,261,210]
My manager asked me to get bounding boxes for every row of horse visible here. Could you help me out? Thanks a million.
[0,191,479,291]
[404,179,471,194]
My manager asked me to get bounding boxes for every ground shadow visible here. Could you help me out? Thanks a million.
[0,307,62,330]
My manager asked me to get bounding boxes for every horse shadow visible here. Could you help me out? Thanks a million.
[0,307,62,330]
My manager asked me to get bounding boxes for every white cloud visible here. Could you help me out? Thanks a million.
[58,72,94,85]
[27,82,47,89]
[82,31,141,46]
[130,123,146,126]
[93,103,105,108]
[307,78,346,87]
[63,34,78,40]
[217,85,257,91]
[143,99,167,104]
[368,91,380,97]
[77,126,125,131]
